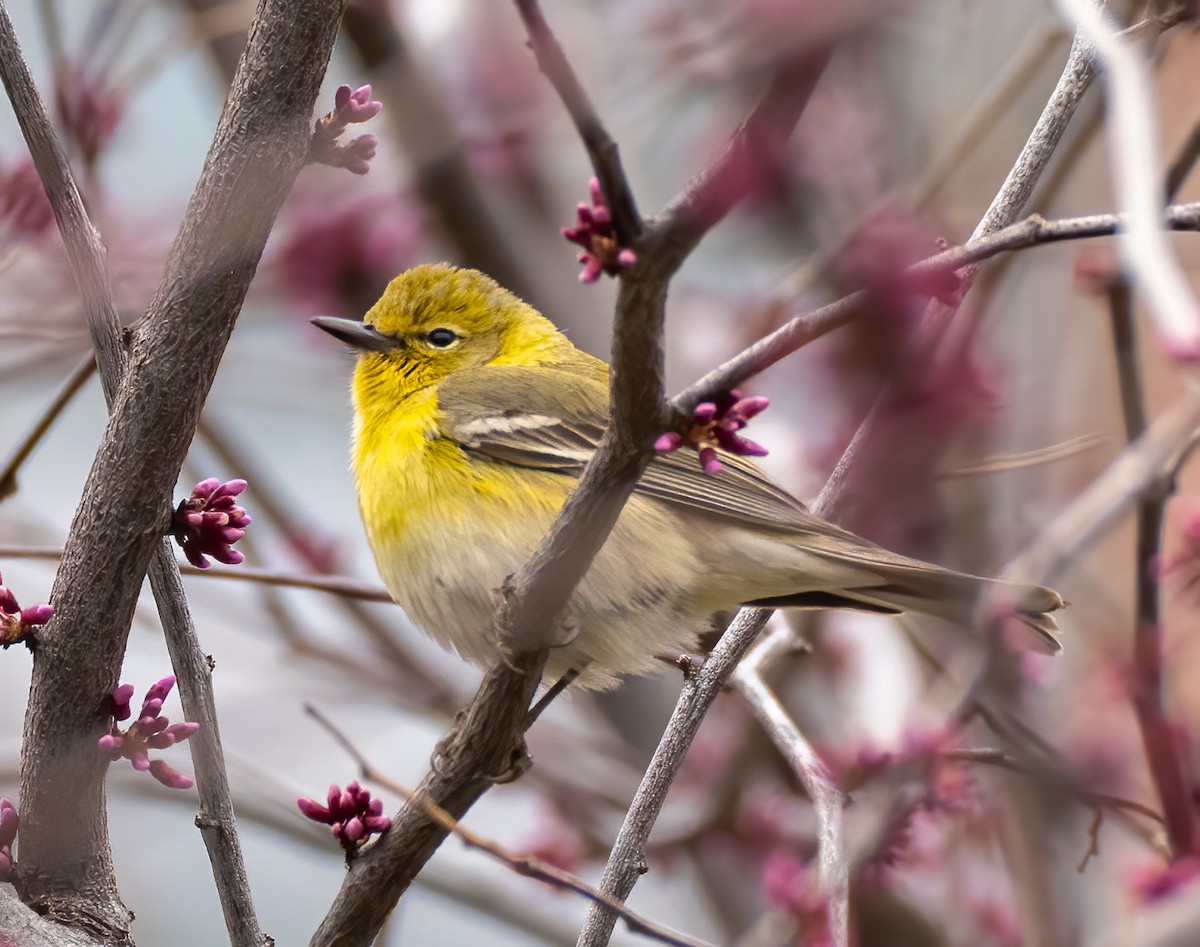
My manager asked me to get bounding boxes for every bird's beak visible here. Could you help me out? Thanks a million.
[311,316,396,353]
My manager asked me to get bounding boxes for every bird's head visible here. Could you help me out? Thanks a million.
[313,263,572,411]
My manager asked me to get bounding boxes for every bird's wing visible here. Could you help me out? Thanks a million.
[437,364,812,530]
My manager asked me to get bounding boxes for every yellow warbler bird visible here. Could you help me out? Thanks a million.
[314,263,1064,690]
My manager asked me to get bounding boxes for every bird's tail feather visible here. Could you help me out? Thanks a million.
[745,555,1065,654]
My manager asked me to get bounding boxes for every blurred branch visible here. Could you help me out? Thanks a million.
[731,626,847,947]
[513,0,642,243]
[0,353,96,501]
[0,545,394,599]
[942,432,1111,478]
[1057,0,1200,351]
[652,54,830,273]
[1165,115,1200,200]
[0,3,124,398]
[305,704,713,947]
[1107,277,1197,857]
[943,748,1165,827]
[578,609,773,946]
[672,200,1200,416]
[5,0,344,937]
[181,0,250,83]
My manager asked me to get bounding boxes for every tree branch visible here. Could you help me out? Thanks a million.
[11,0,345,936]
[577,609,773,946]
[1106,277,1197,857]
[731,627,848,947]
[512,0,642,243]
[305,704,715,947]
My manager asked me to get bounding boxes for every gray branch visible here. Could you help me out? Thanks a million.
[9,0,345,938]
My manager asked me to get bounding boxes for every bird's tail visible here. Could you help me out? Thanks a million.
[746,549,1066,654]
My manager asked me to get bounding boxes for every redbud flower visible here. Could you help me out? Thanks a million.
[562,178,637,283]
[309,84,383,175]
[171,478,251,569]
[761,852,830,944]
[298,780,391,860]
[0,797,17,882]
[655,389,770,474]
[99,676,199,791]
[0,570,53,648]
[1160,504,1200,601]
[55,65,124,167]
[0,159,54,239]
[1129,855,1200,904]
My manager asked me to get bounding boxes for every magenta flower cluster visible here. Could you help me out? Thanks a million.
[655,389,770,474]
[298,781,391,859]
[0,569,53,647]
[99,676,199,791]
[0,160,54,238]
[1130,855,1200,904]
[309,84,383,175]
[171,478,251,569]
[562,177,637,283]
[0,798,16,882]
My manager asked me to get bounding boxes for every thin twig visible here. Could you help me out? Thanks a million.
[1078,808,1104,873]
[1000,394,1200,588]
[577,609,773,946]
[304,705,714,947]
[813,11,1105,519]
[671,201,1200,416]
[513,0,642,244]
[1107,276,1196,857]
[0,353,97,501]
[1166,115,1200,201]
[147,545,270,946]
[731,626,847,947]
[1056,0,1200,351]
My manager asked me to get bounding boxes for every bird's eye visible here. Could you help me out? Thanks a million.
[426,328,459,348]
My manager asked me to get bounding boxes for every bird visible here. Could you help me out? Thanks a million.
[313,263,1064,691]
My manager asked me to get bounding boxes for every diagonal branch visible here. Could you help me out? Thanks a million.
[731,627,848,947]
[0,7,122,398]
[8,0,345,938]
[512,0,642,244]
[1056,0,1200,351]
[577,609,773,946]
[305,704,715,947]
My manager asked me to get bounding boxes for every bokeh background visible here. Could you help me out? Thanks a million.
[3,0,1200,943]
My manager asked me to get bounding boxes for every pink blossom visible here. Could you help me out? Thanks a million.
[1129,856,1200,904]
[1159,503,1200,601]
[298,780,391,859]
[562,178,637,283]
[521,804,588,873]
[0,159,54,239]
[0,798,17,882]
[171,478,251,569]
[761,852,830,945]
[0,570,53,648]
[55,65,124,166]
[99,677,199,790]
[655,389,770,474]
[274,181,424,318]
[309,84,383,175]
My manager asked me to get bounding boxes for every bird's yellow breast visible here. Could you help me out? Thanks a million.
[351,383,567,624]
